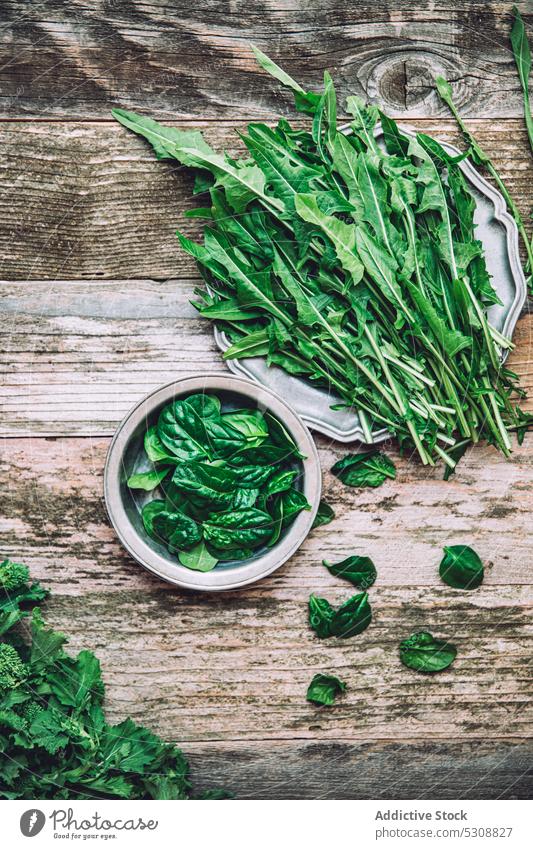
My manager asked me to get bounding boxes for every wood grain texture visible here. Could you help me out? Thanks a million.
[1,434,532,794]
[1,438,532,762]
[1,278,532,435]
[1,1,532,121]
[1,0,532,800]
[1,120,533,280]
[2,435,532,589]
[185,739,533,799]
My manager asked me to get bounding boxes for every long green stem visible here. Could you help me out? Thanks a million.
[435,75,533,275]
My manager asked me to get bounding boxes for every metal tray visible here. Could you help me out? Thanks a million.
[213,125,528,443]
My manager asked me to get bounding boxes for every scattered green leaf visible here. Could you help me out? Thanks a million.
[439,545,484,590]
[129,393,309,569]
[306,673,346,706]
[331,452,396,488]
[323,555,377,588]
[311,500,335,529]
[399,631,457,673]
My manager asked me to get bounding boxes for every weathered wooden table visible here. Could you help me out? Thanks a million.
[1,1,532,799]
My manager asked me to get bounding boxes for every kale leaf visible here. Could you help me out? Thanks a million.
[0,559,227,800]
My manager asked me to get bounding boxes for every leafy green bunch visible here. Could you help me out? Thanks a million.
[113,46,530,471]
[128,393,311,570]
[0,558,226,799]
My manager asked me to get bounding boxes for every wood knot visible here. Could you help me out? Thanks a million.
[365,52,456,113]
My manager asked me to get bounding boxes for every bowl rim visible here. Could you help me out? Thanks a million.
[103,373,322,591]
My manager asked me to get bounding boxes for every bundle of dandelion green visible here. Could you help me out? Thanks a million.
[113,46,530,473]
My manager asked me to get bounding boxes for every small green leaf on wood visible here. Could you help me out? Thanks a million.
[306,673,346,706]
[331,451,396,488]
[127,468,170,491]
[323,555,377,589]
[399,631,457,673]
[439,545,484,590]
[311,500,335,529]
[329,592,372,638]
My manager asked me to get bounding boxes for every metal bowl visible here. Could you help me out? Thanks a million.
[104,373,321,591]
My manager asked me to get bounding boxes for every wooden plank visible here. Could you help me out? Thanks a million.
[2,515,532,744]
[1,119,532,280]
[1,279,532,436]
[1,2,532,121]
[185,739,533,799]
[2,432,530,801]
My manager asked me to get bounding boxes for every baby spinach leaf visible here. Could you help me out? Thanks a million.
[152,510,202,550]
[205,544,254,562]
[171,462,237,509]
[439,545,484,590]
[331,451,396,488]
[262,469,298,499]
[311,500,335,529]
[231,464,273,489]
[308,594,335,639]
[127,468,170,491]
[231,444,296,466]
[221,409,269,447]
[329,592,372,638]
[157,395,215,460]
[203,508,272,551]
[132,393,310,569]
[323,555,377,588]
[280,488,312,523]
[113,108,271,214]
[268,487,311,545]
[178,542,218,572]
[264,412,304,459]
[511,6,533,158]
[399,631,457,673]
[306,673,346,706]
[144,426,178,464]
[232,487,260,510]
